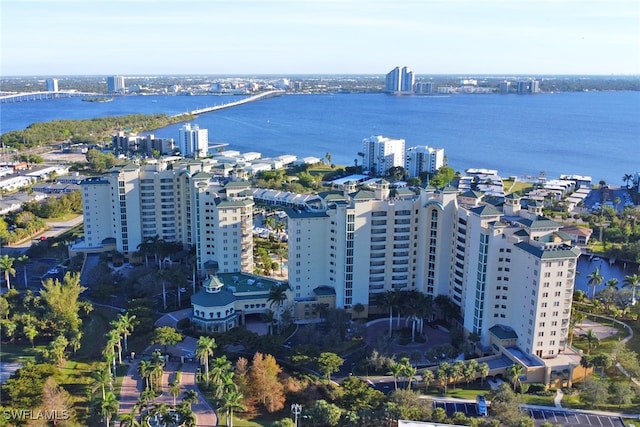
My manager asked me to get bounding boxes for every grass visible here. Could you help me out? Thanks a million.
[218,414,270,427]
[0,342,44,363]
[503,179,535,195]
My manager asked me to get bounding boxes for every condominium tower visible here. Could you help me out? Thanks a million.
[107,75,126,93]
[362,135,406,176]
[405,145,445,177]
[385,66,415,93]
[178,124,209,158]
[287,181,580,360]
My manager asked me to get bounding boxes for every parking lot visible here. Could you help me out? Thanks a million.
[434,401,479,417]
[527,408,625,427]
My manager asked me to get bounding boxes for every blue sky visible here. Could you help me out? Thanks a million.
[2,0,639,76]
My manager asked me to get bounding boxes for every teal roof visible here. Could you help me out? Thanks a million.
[352,189,376,200]
[469,205,501,216]
[514,242,581,259]
[286,209,329,219]
[216,198,253,208]
[517,217,560,229]
[313,286,336,296]
[191,288,236,307]
[460,190,484,199]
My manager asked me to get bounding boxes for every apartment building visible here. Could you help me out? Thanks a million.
[288,180,580,361]
[405,145,445,177]
[362,135,406,177]
[77,159,253,274]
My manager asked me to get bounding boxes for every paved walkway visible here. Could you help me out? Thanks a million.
[118,354,217,426]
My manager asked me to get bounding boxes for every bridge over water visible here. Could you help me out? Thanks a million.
[175,89,285,117]
[0,90,101,103]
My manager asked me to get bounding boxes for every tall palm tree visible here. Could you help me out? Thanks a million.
[436,362,452,394]
[169,380,181,407]
[605,278,619,289]
[150,352,165,392]
[115,312,137,353]
[221,388,246,427]
[195,336,216,386]
[91,366,113,400]
[422,369,434,389]
[376,291,397,336]
[583,328,599,354]
[138,360,154,390]
[623,274,640,306]
[157,269,170,310]
[210,355,232,392]
[476,362,490,386]
[388,361,403,390]
[623,173,633,189]
[587,267,604,299]
[183,390,199,409]
[402,363,417,390]
[505,363,524,392]
[0,254,16,291]
[101,391,118,427]
[267,283,289,334]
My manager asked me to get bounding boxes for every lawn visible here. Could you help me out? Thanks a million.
[0,342,44,363]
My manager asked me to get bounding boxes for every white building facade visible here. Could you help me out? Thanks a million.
[178,124,209,158]
[362,135,406,177]
[405,145,445,177]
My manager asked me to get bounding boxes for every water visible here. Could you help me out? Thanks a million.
[2,91,639,184]
[575,256,639,295]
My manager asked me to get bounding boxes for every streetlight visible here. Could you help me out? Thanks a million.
[291,403,302,427]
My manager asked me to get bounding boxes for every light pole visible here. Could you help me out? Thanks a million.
[291,403,302,427]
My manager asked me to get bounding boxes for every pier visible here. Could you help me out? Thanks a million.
[175,89,285,117]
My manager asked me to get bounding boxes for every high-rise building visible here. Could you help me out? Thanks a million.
[112,131,175,156]
[362,135,405,176]
[517,79,539,94]
[46,78,59,92]
[499,81,511,94]
[178,124,209,158]
[287,181,581,362]
[107,75,126,93]
[415,82,434,95]
[385,66,415,93]
[76,160,254,274]
[405,145,445,177]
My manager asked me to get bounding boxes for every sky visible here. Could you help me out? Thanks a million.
[1,0,639,76]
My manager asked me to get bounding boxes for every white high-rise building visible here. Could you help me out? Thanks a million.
[385,66,415,93]
[77,160,253,274]
[178,124,209,158]
[107,75,126,93]
[287,182,580,363]
[46,78,59,92]
[405,145,445,177]
[362,135,406,176]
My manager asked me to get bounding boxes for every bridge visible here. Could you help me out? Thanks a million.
[0,91,102,103]
[176,89,285,117]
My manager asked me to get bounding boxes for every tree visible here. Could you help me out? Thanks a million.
[609,382,633,406]
[101,391,119,427]
[582,328,599,355]
[114,312,137,353]
[436,362,452,394]
[451,360,465,390]
[464,360,479,385]
[16,255,28,288]
[488,383,523,426]
[40,272,88,341]
[587,267,604,299]
[152,326,183,352]
[48,334,69,367]
[317,352,344,383]
[307,399,341,427]
[623,173,633,189]
[422,369,434,389]
[41,377,74,425]
[579,377,609,405]
[476,362,490,386]
[506,363,524,392]
[340,376,385,412]
[169,380,181,407]
[138,360,154,390]
[221,387,246,427]
[23,324,38,347]
[0,254,16,290]
[247,352,285,413]
[623,273,640,305]
[195,336,216,386]
[389,361,404,391]
[376,291,397,336]
[591,353,612,376]
[91,366,113,400]
[267,284,289,334]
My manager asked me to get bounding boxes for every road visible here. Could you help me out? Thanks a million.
[1,215,83,257]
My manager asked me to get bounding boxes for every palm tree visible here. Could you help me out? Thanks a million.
[23,324,38,347]
[422,369,434,389]
[267,283,289,334]
[195,336,216,386]
[505,363,524,392]
[101,391,118,427]
[388,361,403,390]
[623,173,633,189]
[115,312,137,353]
[569,309,586,346]
[587,267,604,299]
[451,360,465,390]
[221,388,246,427]
[376,291,397,336]
[107,329,123,365]
[402,363,417,390]
[623,274,640,306]
[138,360,154,390]
[157,269,170,310]
[183,389,199,409]
[169,380,181,406]
[91,366,113,400]
[476,362,490,386]
[582,328,599,354]
[150,352,165,392]
[605,278,619,290]
[436,362,453,394]
[210,355,232,391]
[0,254,16,290]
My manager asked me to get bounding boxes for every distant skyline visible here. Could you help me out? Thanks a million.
[2,0,639,77]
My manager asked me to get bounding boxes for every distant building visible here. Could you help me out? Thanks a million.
[499,81,511,94]
[107,75,126,93]
[385,66,415,93]
[405,145,445,177]
[46,78,59,92]
[178,124,208,158]
[415,82,434,95]
[362,135,406,176]
[112,131,175,156]
[517,79,539,94]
